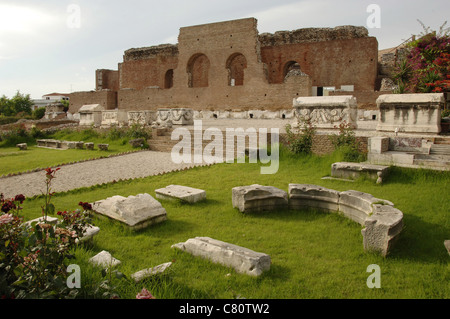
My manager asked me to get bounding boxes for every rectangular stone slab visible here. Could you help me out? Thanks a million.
[172,237,271,276]
[331,162,389,181]
[155,185,206,203]
[91,193,167,231]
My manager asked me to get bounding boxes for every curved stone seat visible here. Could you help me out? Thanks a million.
[232,184,288,213]
[289,184,340,212]
[338,190,393,225]
[289,184,402,256]
[233,184,404,256]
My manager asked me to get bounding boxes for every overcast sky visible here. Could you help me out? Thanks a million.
[1,0,449,99]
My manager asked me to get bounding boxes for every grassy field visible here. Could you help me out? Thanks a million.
[15,147,450,299]
[0,128,143,176]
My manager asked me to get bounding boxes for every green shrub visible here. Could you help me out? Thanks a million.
[32,107,46,120]
[127,123,151,140]
[442,109,450,118]
[0,168,93,299]
[329,121,366,162]
[285,119,316,155]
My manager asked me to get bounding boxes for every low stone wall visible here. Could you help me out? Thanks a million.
[233,184,403,257]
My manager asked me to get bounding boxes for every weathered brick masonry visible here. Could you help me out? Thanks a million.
[69,17,379,114]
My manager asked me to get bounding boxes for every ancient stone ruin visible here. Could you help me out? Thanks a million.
[376,93,445,134]
[293,95,358,129]
[69,18,379,117]
[155,185,206,203]
[172,237,271,277]
[330,162,389,183]
[232,184,288,213]
[233,183,403,257]
[91,193,167,231]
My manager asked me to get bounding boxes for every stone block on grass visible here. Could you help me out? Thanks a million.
[289,184,340,212]
[155,185,206,203]
[172,237,271,276]
[131,262,172,283]
[16,143,27,150]
[331,162,389,183]
[339,190,394,225]
[91,193,167,231]
[232,184,288,213]
[97,143,109,151]
[362,204,403,257]
[85,142,94,150]
[89,250,121,268]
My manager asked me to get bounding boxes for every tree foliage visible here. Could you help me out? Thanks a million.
[0,91,33,116]
[393,21,450,94]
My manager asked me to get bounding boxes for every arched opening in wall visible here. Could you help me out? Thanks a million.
[164,69,174,89]
[187,53,210,88]
[283,61,302,81]
[226,53,247,86]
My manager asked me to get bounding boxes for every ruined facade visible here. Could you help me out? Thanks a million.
[69,18,379,115]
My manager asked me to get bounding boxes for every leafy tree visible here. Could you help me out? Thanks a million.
[10,91,33,115]
[0,95,14,116]
[33,107,46,120]
[0,91,33,116]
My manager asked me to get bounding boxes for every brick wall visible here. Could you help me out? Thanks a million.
[120,45,179,90]
[69,90,117,114]
[70,18,380,114]
[279,132,368,156]
[117,72,311,111]
[260,37,378,91]
[329,90,388,110]
[96,69,119,91]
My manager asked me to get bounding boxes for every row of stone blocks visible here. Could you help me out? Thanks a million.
[36,139,109,150]
[88,184,403,279]
[232,184,404,258]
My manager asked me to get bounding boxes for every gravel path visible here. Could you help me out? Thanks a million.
[0,151,204,199]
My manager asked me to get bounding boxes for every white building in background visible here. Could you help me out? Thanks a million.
[42,93,70,101]
[32,93,70,111]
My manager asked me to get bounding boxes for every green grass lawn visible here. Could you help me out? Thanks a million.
[16,148,450,299]
[0,128,141,176]
[0,145,137,176]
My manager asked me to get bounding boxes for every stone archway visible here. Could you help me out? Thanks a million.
[187,53,210,88]
[283,61,302,80]
[226,53,247,86]
[164,69,174,89]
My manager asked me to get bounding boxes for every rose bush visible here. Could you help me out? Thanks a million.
[0,168,93,299]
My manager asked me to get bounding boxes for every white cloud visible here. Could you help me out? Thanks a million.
[0,4,62,61]
[0,4,59,34]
